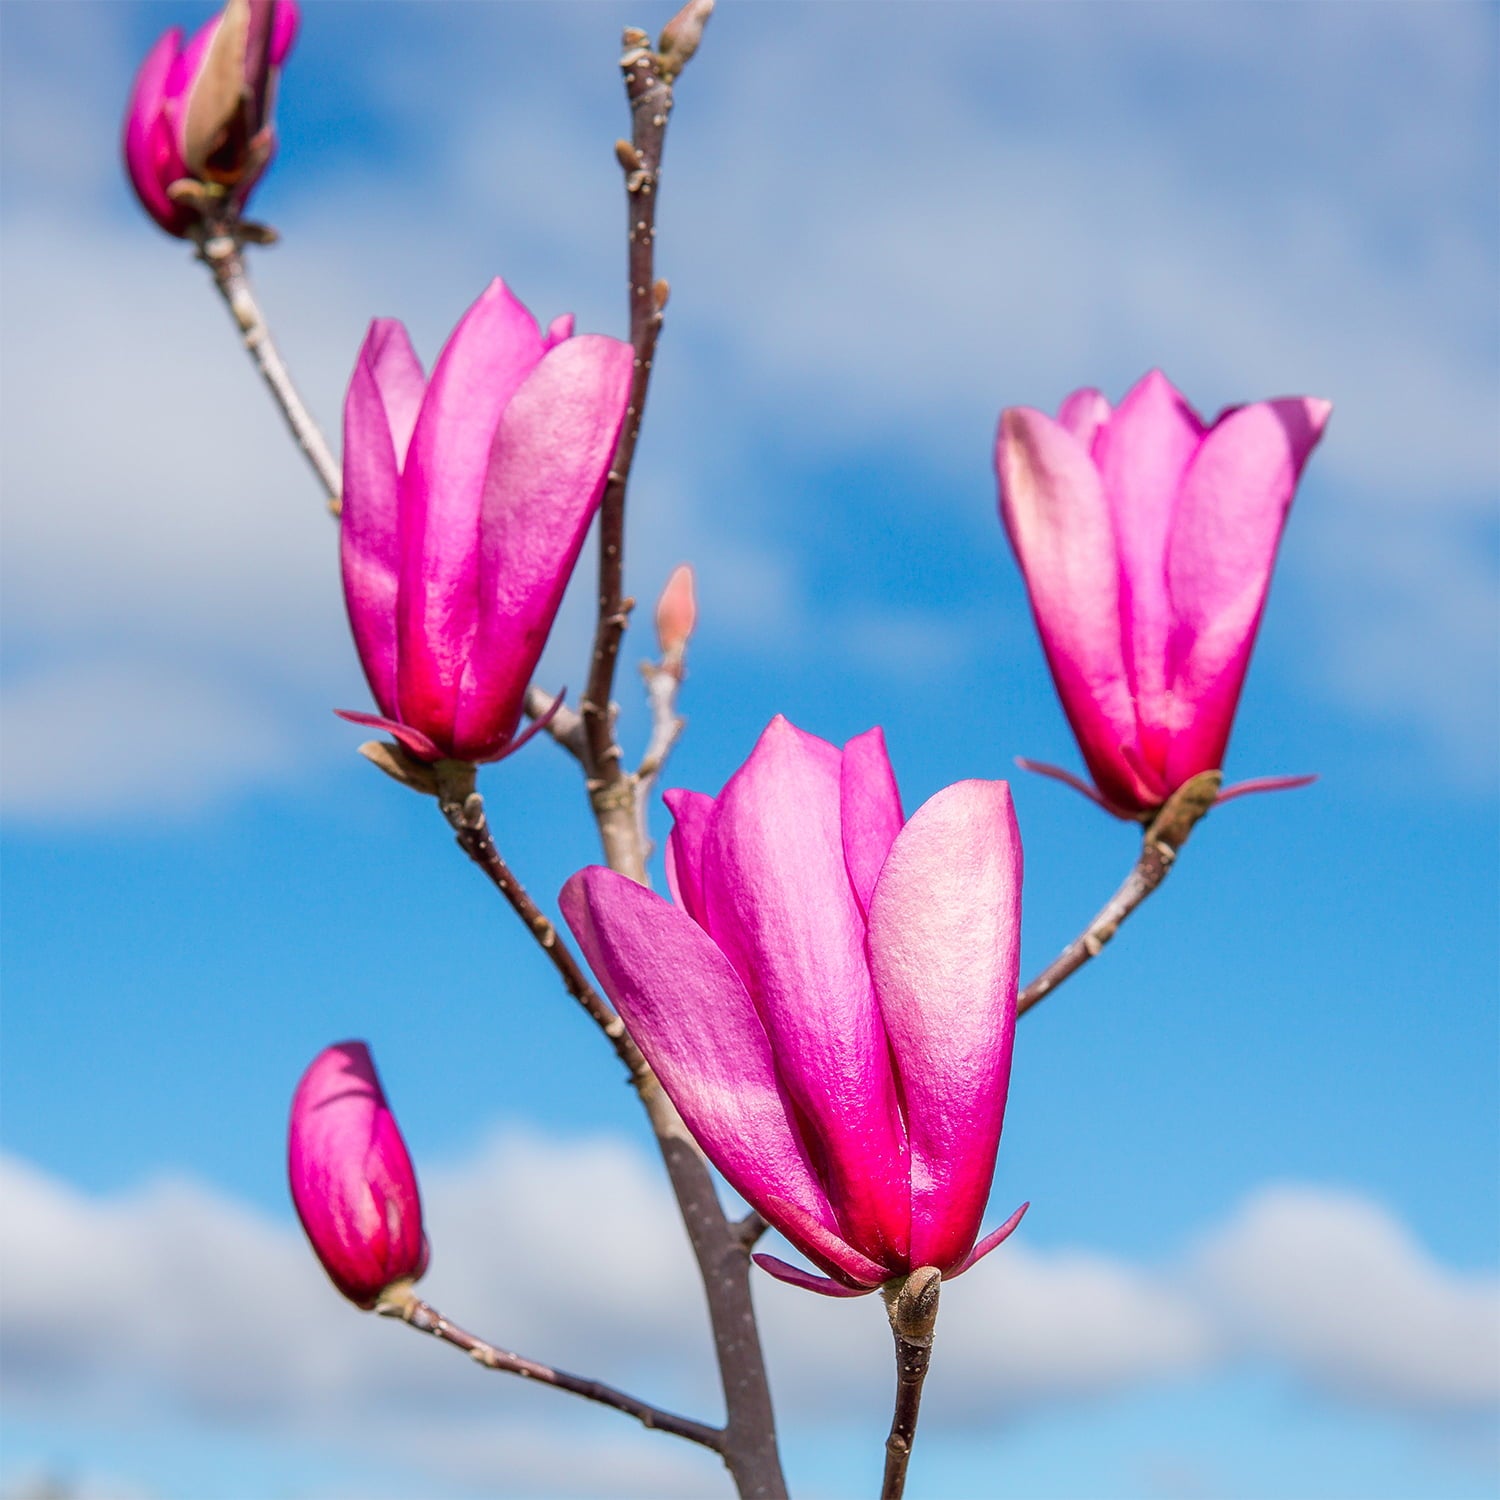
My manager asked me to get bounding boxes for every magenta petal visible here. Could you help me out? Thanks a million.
[543,313,575,349]
[998,407,1158,814]
[559,867,838,1240]
[663,787,715,927]
[451,334,633,760]
[1215,772,1318,806]
[868,780,1021,1272]
[949,1202,1029,1278]
[1162,397,1331,787]
[396,279,545,751]
[753,1254,875,1298]
[366,317,426,470]
[840,726,904,916]
[702,717,910,1266]
[757,1195,891,1287]
[333,709,442,764]
[341,320,416,721]
[269,0,299,64]
[1095,372,1207,753]
[1014,758,1143,819]
[122,29,191,235]
[1056,387,1111,455]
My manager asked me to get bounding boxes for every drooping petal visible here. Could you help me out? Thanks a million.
[1215,772,1318,805]
[333,709,442,764]
[1093,370,1207,770]
[840,726,904,917]
[451,334,633,760]
[122,28,192,235]
[867,779,1021,1272]
[998,407,1155,813]
[341,319,418,721]
[559,868,837,1242]
[663,787,715,927]
[948,1201,1029,1278]
[395,279,545,751]
[702,717,910,1266]
[1162,397,1331,786]
[752,1254,873,1297]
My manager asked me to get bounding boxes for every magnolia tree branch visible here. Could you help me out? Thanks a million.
[1017,770,1222,1018]
[191,222,342,510]
[378,1284,723,1452]
[880,1269,942,1500]
[579,25,682,882]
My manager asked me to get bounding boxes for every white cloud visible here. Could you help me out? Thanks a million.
[2,1135,1494,1500]
[1194,1184,1500,1412]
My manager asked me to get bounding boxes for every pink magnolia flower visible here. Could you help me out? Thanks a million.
[561,716,1026,1297]
[997,370,1331,818]
[288,1041,427,1309]
[337,279,634,764]
[122,0,299,237]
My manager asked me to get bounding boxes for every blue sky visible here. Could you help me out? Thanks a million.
[1,2,1497,1498]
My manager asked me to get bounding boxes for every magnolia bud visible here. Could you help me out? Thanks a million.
[655,563,697,662]
[658,0,714,79]
[288,1041,428,1309]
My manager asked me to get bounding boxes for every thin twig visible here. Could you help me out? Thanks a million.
[1017,771,1221,1018]
[632,655,687,862]
[880,1269,942,1500]
[192,226,342,510]
[524,685,588,761]
[379,1286,723,1452]
[579,30,678,880]
[433,768,651,1085]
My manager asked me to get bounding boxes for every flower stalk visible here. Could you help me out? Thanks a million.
[880,1267,943,1500]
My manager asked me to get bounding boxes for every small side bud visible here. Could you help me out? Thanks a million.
[288,1042,429,1310]
[622,26,651,49]
[615,138,642,172]
[658,0,714,78]
[653,277,671,310]
[655,563,697,670]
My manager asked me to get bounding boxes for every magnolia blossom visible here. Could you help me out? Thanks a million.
[337,279,634,763]
[288,1041,427,1309]
[561,716,1025,1296]
[122,0,299,237]
[997,370,1331,818]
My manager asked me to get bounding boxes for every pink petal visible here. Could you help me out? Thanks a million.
[333,709,442,764]
[840,726,904,916]
[1162,397,1331,787]
[702,717,910,1266]
[1094,370,1207,771]
[949,1202,1029,1278]
[122,29,191,235]
[451,334,633,760]
[395,280,545,752]
[663,787,715,927]
[867,780,1021,1272]
[1056,387,1111,455]
[559,868,837,1245]
[341,320,420,722]
[1214,772,1318,806]
[544,313,575,349]
[269,0,299,64]
[998,407,1157,813]
[753,1254,873,1297]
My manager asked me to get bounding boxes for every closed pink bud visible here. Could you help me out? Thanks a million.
[288,1041,427,1309]
[562,716,1027,1297]
[655,563,697,660]
[997,370,1331,818]
[336,279,634,765]
[122,0,299,237]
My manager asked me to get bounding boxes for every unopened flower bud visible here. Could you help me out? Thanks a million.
[655,563,697,662]
[122,0,298,238]
[288,1041,428,1309]
[657,0,714,79]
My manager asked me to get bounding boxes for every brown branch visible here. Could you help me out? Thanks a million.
[1017,770,1221,1019]
[524,684,588,761]
[579,29,679,881]
[191,224,342,511]
[433,766,651,1086]
[378,1284,722,1453]
[880,1269,942,1500]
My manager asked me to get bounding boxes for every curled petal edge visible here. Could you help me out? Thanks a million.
[1214,772,1317,806]
[752,1254,872,1298]
[949,1201,1029,1278]
[1014,758,1140,820]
